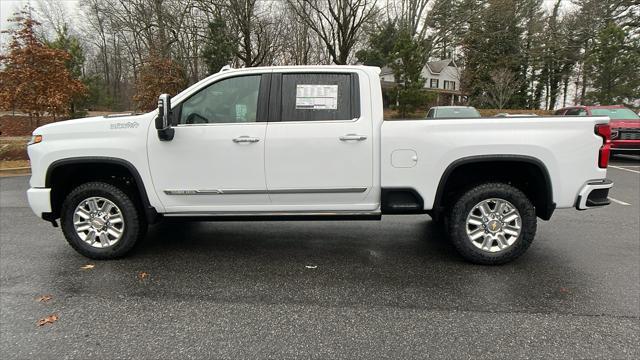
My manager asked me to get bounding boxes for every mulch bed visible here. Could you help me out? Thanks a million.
[0,115,65,137]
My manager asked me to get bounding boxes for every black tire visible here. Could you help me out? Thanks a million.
[447,182,536,265]
[61,181,146,259]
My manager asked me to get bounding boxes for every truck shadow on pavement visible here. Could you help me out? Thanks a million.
[49,217,593,315]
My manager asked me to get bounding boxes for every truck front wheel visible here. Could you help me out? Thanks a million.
[60,182,146,259]
[448,183,537,265]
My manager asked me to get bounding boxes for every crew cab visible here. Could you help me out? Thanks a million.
[27,66,613,265]
[555,105,640,155]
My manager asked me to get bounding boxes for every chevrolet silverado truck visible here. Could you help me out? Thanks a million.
[27,66,613,264]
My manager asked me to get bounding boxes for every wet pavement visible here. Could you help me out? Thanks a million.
[1,157,639,359]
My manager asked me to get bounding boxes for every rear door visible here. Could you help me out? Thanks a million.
[264,71,374,210]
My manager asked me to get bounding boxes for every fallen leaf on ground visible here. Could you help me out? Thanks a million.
[35,295,52,303]
[80,264,95,270]
[559,287,571,294]
[37,314,59,327]
[137,271,150,280]
[305,265,317,269]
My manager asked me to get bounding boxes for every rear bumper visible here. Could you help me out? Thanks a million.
[27,188,52,218]
[575,179,613,210]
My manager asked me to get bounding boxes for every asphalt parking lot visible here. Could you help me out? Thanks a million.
[1,156,639,359]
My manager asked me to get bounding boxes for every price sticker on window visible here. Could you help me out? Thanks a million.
[295,84,338,110]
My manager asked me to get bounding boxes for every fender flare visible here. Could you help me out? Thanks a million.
[45,156,158,222]
[432,155,555,220]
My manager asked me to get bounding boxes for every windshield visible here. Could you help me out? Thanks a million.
[435,108,481,118]
[591,108,640,120]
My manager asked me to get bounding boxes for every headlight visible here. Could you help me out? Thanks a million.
[610,130,619,140]
[28,135,43,145]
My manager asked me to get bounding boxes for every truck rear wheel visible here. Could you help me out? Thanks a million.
[60,182,146,259]
[448,183,536,265]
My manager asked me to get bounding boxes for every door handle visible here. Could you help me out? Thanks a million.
[339,134,367,141]
[232,136,260,143]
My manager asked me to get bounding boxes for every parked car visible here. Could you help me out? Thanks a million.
[495,113,539,117]
[426,106,481,119]
[555,105,640,155]
[27,65,613,265]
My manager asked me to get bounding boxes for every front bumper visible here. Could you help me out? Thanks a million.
[611,138,640,155]
[27,188,52,218]
[575,179,613,210]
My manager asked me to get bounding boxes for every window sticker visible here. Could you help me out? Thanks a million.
[295,84,338,110]
[235,104,247,120]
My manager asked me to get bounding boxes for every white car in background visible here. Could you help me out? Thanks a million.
[426,106,481,119]
[495,113,539,117]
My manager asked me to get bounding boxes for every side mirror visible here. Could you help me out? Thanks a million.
[156,94,175,141]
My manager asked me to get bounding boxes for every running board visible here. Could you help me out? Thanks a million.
[161,211,381,222]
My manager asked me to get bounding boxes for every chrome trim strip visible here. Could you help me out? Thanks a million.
[163,187,367,195]
[164,210,381,217]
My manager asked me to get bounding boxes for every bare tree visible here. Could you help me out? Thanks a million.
[286,0,379,65]
[278,2,331,65]
[386,0,430,39]
[485,69,520,109]
[221,0,282,67]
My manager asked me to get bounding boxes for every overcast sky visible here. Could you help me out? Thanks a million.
[0,0,80,47]
[1,0,574,49]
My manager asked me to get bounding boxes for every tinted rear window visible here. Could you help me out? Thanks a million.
[281,73,354,121]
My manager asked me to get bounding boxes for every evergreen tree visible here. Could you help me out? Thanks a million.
[462,0,526,108]
[356,21,399,68]
[587,23,640,105]
[47,25,87,115]
[201,16,236,74]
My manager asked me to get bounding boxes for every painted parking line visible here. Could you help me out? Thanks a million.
[609,165,640,174]
[608,197,631,206]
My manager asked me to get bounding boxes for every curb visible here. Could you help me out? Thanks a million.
[0,166,31,177]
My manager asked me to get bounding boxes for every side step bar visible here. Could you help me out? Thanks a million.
[161,211,381,222]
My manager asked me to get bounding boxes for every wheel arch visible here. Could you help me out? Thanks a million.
[432,155,555,221]
[45,157,158,223]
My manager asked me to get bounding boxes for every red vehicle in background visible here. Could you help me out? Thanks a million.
[555,105,640,156]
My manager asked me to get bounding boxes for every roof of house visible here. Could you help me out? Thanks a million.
[426,59,455,74]
[379,59,456,77]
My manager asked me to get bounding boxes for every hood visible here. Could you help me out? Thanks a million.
[33,113,150,136]
[610,119,640,129]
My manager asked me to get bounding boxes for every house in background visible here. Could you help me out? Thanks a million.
[380,59,465,107]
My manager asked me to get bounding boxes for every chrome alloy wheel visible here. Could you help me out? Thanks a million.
[465,198,522,253]
[73,197,125,248]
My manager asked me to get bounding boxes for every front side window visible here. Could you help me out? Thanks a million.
[280,73,354,121]
[179,75,261,124]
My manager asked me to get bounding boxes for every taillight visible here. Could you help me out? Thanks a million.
[595,124,611,168]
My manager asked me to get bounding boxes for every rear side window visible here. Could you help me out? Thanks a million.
[565,108,586,116]
[426,109,434,118]
[279,73,358,121]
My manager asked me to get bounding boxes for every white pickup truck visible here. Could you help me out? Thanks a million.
[27,65,613,264]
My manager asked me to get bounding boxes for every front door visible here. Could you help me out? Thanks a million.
[148,74,270,213]
[264,72,375,210]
